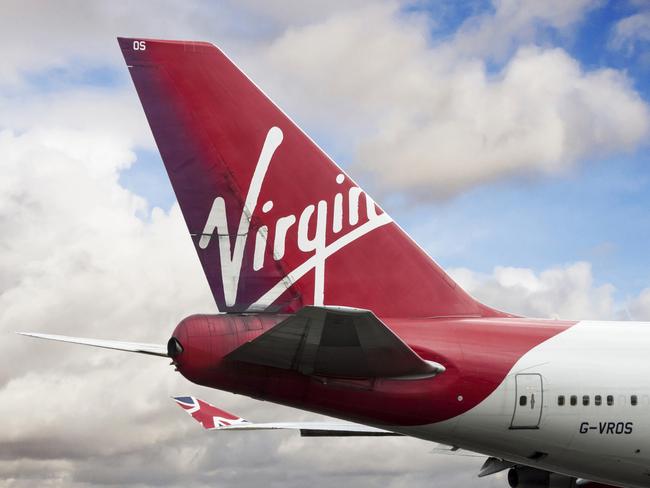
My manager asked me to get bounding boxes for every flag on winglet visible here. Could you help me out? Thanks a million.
[173,396,249,430]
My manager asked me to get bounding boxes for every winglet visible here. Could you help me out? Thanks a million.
[173,396,249,430]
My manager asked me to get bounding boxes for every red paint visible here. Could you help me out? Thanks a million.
[188,399,236,428]
[118,37,507,319]
[171,314,575,426]
[119,37,573,428]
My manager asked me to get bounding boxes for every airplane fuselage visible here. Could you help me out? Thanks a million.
[172,315,650,488]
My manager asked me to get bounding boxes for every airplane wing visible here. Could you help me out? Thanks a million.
[225,306,444,379]
[173,396,400,437]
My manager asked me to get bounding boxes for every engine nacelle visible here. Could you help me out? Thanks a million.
[169,313,285,384]
[508,467,575,488]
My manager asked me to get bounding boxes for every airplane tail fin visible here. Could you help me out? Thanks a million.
[119,37,504,318]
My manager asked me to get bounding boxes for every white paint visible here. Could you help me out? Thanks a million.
[391,320,650,488]
[273,215,296,260]
[248,212,392,310]
[198,126,282,306]
[348,186,362,226]
[198,126,393,309]
[297,200,328,305]
[333,193,343,233]
[253,226,268,272]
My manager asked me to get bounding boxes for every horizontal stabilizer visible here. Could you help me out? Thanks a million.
[17,332,168,357]
[225,306,444,379]
[173,396,399,436]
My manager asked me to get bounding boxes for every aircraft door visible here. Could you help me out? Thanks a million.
[510,374,543,429]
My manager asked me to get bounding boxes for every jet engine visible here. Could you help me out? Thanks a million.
[507,467,574,488]
[507,467,619,488]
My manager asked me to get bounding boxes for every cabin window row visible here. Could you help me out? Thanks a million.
[556,395,638,407]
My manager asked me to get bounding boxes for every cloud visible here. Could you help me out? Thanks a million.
[449,262,617,319]
[449,261,650,322]
[0,83,499,488]
[450,0,600,60]
[0,1,223,85]
[360,46,648,196]
[257,2,649,198]
[2,1,648,199]
[1,1,650,487]
[3,122,646,487]
[0,88,153,150]
[624,287,650,321]
[609,10,650,55]
[0,0,378,87]
[0,121,214,485]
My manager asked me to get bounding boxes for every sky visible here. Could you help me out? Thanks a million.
[1,0,650,487]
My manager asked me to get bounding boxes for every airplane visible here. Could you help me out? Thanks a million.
[18,37,650,488]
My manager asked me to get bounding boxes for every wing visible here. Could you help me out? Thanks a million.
[17,332,169,357]
[173,396,400,437]
[225,306,444,379]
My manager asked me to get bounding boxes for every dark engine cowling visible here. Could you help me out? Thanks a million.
[507,468,620,488]
[508,468,574,488]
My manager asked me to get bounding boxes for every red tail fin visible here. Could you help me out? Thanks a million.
[119,37,503,318]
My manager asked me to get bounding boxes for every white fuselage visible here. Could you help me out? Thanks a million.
[396,321,650,487]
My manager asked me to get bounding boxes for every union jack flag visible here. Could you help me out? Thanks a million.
[173,396,249,430]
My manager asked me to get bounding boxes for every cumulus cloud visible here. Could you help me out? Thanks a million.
[0,0,226,85]
[255,1,649,198]
[0,0,377,86]
[0,122,213,485]
[609,10,650,55]
[3,126,643,486]
[0,42,493,488]
[2,1,648,198]
[449,262,617,320]
[2,1,650,487]
[449,261,650,322]
[623,287,650,321]
[0,89,153,149]
[450,0,600,60]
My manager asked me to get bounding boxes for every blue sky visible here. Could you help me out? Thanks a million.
[417,0,649,299]
[573,2,650,97]
[409,148,650,297]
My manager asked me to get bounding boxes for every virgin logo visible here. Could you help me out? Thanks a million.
[198,127,392,310]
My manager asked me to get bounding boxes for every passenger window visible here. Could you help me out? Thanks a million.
[570,395,577,406]
[607,395,614,406]
[519,395,527,406]
[558,395,565,406]
[595,395,602,406]
[631,395,638,406]
[582,395,590,406]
